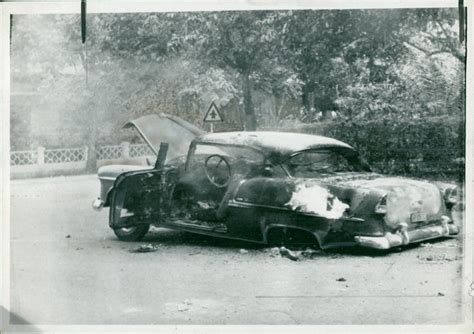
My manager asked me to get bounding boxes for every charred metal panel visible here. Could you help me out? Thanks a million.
[123,114,204,160]
[109,170,163,228]
[234,178,293,207]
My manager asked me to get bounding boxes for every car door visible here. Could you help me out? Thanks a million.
[171,144,230,222]
[109,169,165,229]
[171,143,267,226]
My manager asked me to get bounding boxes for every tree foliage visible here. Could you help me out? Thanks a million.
[10,8,465,174]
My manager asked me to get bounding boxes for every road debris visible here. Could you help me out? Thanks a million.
[177,299,193,312]
[266,247,280,257]
[265,247,324,260]
[420,254,460,262]
[177,304,189,312]
[301,248,324,258]
[130,244,160,253]
[279,246,299,261]
[420,241,458,248]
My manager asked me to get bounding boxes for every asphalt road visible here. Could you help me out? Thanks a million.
[9,175,465,325]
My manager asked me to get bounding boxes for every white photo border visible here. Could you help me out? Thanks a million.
[0,1,472,333]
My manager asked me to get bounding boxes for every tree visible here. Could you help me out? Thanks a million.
[11,8,464,158]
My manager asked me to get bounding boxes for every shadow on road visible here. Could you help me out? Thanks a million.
[142,228,263,250]
[125,227,460,257]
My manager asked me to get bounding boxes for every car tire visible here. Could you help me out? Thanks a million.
[113,224,150,241]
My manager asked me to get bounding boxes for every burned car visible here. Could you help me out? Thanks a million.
[93,114,460,250]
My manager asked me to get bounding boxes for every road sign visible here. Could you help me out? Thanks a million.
[203,101,223,123]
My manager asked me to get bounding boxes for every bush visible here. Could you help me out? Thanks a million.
[278,115,464,181]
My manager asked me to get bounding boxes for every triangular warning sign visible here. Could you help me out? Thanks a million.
[203,102,223,122]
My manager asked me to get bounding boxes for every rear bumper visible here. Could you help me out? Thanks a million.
[354,221,459,250]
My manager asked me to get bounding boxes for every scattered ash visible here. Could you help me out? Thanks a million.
[130,243,161,253]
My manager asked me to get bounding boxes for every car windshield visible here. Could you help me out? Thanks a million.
[283,148,369,177]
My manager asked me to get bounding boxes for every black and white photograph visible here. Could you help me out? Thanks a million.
[0,0,472,332]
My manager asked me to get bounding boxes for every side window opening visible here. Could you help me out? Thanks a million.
[284,148,369,178]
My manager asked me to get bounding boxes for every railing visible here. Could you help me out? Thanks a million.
[10,142,154,179]
[10,150,38,166]
[10,142,153,166]
[44,147,86,163]
[130,143,154,158]
[97,145,123,160]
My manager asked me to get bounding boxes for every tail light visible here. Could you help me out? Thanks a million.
[444,187,458,206]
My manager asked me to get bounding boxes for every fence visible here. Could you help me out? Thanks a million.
[10,142,154,179]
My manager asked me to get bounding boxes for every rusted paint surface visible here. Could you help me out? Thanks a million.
[323,175,445,229]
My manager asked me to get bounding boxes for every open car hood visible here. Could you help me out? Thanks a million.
[123,114,206,160]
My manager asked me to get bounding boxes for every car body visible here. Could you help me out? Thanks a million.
[93,113,460,250]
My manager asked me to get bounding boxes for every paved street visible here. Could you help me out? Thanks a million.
[9,175,465,325]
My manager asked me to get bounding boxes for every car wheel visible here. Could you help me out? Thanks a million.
[113,224,150,241]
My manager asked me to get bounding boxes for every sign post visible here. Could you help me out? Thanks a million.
[203,101,224,133]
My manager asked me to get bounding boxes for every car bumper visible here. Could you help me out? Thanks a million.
[92,198,105,211]
[354,222,459,250]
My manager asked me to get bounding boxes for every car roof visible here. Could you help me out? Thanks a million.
[194,131,354,158]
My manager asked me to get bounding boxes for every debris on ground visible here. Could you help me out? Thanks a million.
[130,244,160,253]
[330,253,343,259]
[421,254,461,262]
[177,299,193,312]
[239,249,249,254]
[336,277,347,282]
[268,247,281,257]
[279,246,299,261]
[301,248,324,259]
[265,247,324,260]
[420,241,458,248]
[177,304,189,312]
